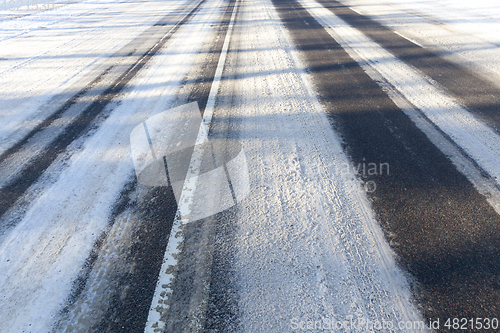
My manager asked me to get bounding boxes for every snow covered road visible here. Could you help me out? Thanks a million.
[1,0,499,331]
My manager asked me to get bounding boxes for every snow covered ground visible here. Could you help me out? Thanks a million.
[0,0,499,331]
[212,0,425,330]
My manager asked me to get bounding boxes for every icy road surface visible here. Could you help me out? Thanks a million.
[0,0,499,331]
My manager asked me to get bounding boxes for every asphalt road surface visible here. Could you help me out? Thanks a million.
[1,0,499,331]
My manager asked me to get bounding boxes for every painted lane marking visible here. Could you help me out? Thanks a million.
[143,0,240,331]
[394,31,425,48]
[349,6,362,15]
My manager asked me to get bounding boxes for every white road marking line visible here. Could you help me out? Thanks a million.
[349,6,362,15]
[144,0,239,331]
[349,6,425,48]
[394,31,425,48]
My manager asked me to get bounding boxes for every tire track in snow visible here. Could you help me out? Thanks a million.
[0,0,205,224]
[0,0,224,331]
[0,0,184,158]
[144,0,239,330]
[281,0,500,323]
[216,0,427,330]
[319,0,500,135]
[52,0,239,331]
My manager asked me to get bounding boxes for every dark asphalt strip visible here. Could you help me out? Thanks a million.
[55,0,240,332]
[55,182,179,333]
[160,0,241,331]
[92,186,179,333]
[202,97,242,333]
[272,0,500,328]
[203,208,240,332]
[318,0,500,135]
[0,0,205,222]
